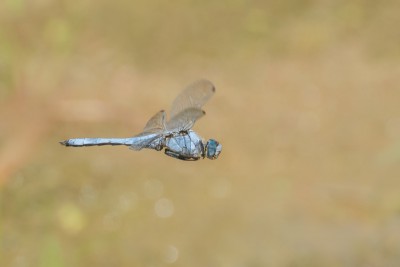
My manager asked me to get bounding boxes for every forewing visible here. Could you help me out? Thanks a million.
[166,108,205,132]
[170,79,215,118]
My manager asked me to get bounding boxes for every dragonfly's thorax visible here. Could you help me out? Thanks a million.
[163,130,206,160]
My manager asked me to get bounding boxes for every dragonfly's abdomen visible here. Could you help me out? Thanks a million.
[60,138,133,147]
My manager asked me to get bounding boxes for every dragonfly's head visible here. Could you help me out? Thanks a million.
[205,139,222,160]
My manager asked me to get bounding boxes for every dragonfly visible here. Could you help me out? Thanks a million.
[60,79,222,161]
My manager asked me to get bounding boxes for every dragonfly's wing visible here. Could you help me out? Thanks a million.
[166,107,205,132]
[169,79,215,118]
[130,110,166,151]
[130,133,161,151]
[142,110,166,133]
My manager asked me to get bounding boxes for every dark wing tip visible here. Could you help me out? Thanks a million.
[198,78,215,92]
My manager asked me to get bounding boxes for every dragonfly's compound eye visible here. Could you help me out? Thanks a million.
[206,139,222,159]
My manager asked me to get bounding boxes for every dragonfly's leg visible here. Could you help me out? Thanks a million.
[164,149,199,161]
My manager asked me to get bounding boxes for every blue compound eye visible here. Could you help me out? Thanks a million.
[206,139,222,159]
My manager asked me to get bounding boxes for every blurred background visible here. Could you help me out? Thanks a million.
[1,0,400,266]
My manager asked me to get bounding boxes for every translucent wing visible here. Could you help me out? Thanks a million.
[166,108,205,132]
[130,110,166,151]
[130,133,161,151]
[142,110,166,133]
[169,79,215,118]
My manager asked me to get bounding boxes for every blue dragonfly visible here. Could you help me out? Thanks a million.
[60,79,222,161]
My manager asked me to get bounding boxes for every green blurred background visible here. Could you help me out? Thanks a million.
[1,0,400,266]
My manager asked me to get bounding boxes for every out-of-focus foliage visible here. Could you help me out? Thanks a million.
[1,0,400,266]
